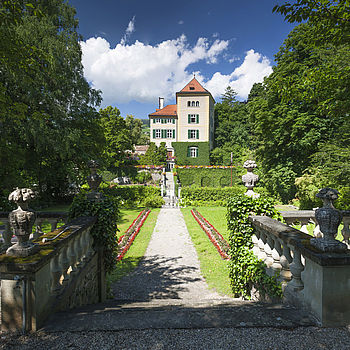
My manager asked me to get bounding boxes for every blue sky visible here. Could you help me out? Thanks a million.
[69,0,295,119]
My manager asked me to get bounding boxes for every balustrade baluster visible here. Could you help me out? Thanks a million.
[33,218,44,240]
[299,219,309,234]
[278,239,292,288]
[270,236,282,273]
[50,255,62,293]
[74,233,84,269]
[287,245,304,291]
[341,217,350,248]
[256,229,267,262]
[68,237,78,274]
[262,232,274,269]
[60,246,70,284]
[251,232,260,257]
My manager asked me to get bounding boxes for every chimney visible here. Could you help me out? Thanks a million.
[159,97,164,110]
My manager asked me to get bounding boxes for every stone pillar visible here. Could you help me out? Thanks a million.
[86,160,104,202]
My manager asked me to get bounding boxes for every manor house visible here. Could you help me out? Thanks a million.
[149,77,215,168]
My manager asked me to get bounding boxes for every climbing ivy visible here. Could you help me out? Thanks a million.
[68,190,120,273]
[227,195,283,299]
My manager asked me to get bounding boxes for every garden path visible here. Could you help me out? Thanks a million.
[43,208,314,333]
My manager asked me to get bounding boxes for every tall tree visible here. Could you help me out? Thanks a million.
[0,0,103,200]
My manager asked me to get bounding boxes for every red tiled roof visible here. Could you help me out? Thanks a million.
[149,104,177,117]
[179,77,209,93]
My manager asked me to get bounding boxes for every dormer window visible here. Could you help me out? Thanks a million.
[189,86,195,90]
[196,101,199,107]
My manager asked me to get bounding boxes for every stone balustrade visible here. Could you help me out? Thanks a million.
[0,215,105,332]
[0,211,67,250]
[249,215,350,326]
[280,210,350,248]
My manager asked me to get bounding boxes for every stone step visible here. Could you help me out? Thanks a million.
[42,300,316,332]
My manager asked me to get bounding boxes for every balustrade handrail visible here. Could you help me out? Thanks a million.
[249,215,350,266]
[0,216,96,275]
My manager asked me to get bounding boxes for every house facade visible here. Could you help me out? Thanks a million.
[149,77,215,168]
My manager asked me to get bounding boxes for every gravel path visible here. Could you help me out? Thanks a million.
[112,208,234,304]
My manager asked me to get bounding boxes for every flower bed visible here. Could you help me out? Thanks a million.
[117,208,151,261]
[191,208,230,260]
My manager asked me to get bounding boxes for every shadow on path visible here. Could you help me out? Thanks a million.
[112,255,202,302]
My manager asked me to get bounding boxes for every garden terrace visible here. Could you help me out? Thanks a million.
[0,216,106,332]
[249,215,350,326]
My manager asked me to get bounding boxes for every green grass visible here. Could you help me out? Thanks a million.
[107,208,160,285]
[181,207,234,297]
[194,206,229,241]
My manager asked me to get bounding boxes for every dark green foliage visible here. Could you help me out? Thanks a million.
[68,192,119,273]
[104,185,162,208]
[139,142,167,165]
[172,142,210,165]
[176,168,241,187]
[0,0,103,201]
[180,186,246,206]
[227,195,282,299]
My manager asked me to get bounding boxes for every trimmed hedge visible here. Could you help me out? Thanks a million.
[176,167,241,187]
[172,142,210,165]
[180,186,246,206]
[106,185,163,208]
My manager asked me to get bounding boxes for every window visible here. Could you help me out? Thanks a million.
[188,129,199,139]
[166,129,175,138]
[188,114,199,124]
[153,129,161,138]
[187,101,191,107]
[188,146,198,158]
[189,86,195,90]
[156,118,161,123]
[191,101,196,107]
[196,101,199,107]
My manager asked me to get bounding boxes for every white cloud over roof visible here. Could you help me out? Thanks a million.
[81,34,272,105]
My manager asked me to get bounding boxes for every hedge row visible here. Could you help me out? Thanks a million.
[180,186,246,206]
[176,167,242,188]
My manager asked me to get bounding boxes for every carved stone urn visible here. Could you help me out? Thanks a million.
[86,160,104,202]
[310,188,347,253]
[242,160,260,198]
[6,188,38,257]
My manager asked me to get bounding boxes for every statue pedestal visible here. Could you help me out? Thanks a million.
[6,242,38,257]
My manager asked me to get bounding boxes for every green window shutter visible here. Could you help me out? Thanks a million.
[172,118,175,124]
[172,129,175,138]
[188,114,190,123]
[196,114,199,124]
[153,118,156,124]
[187,147,190,157]
[196,130,199,139]
[153,129,156,138]
[161,118,164,124]
[161,129,165,138]
[188,130,191,139]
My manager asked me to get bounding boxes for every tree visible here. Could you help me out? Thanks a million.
[211,87,251,165]
[139,142,167,165]
[99,107,133,171]
[125,114,149,145]
[0,0,103,200]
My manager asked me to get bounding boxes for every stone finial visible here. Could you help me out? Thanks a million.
[242,160,259,198]
[6,188,38,257]
[310,188,347,252]
[86,160,104,202]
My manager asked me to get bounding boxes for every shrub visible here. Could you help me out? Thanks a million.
[227,195,282,299]
[142,195,165,208]
[180,186,246,206]
[68,190,120,273]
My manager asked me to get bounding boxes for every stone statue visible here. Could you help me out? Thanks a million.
[242,160,259,198]
[86,160,104,202]
[310,188,347,252]
[6,188,38,257]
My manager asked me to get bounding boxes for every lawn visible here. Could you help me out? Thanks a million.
[181,207,234,297]
[107,207,160,285]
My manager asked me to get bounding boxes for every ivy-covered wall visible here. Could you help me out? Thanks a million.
[176,167,239,187]
[172,142,210,165]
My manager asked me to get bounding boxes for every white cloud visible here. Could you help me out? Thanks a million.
[121,16,136,45]
[81,35,271,106]
[178,20,184,25]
